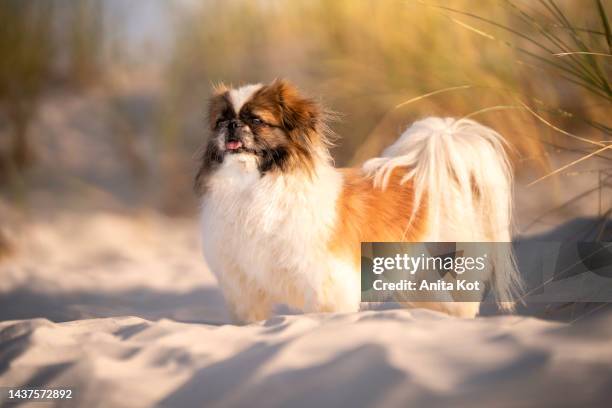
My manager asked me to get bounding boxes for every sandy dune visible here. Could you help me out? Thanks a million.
[1,212,611,407]
[2,310,612,407]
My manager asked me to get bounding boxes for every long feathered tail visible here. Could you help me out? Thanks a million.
[363,117,522,310]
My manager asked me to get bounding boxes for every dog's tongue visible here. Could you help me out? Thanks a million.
[226,141,243,150]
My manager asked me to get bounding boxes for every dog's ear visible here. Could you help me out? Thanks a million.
[211,82,229,95]
[208,83,231,131]
[267,79,320,133]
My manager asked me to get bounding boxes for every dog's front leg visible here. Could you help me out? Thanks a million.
[300,272,361,315]
[217,269,273,324]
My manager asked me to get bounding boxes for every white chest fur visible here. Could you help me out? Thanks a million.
[200,154,359,316]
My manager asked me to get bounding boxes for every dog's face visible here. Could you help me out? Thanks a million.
[195,80,329,192]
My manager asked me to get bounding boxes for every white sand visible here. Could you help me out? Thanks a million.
[1,213,612,407]
[2,311,612,407]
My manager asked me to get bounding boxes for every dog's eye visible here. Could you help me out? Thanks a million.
[216,118,228,128]
[251,117,264,126]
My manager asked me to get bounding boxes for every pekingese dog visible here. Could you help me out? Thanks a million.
[196,79,521,323]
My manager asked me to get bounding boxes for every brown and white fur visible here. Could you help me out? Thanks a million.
[196,79,521,323]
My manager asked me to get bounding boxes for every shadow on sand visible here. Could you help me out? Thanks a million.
[0,286,229,325]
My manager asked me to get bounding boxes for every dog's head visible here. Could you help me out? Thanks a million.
[195,80,331,192]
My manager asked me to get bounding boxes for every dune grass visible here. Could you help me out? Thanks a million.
[1,1,609,218]
[0,0,54,175]
[0,0,106,187]
[163,1,609,170]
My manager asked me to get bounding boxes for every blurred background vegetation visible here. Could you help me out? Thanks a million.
[0,0,610,221]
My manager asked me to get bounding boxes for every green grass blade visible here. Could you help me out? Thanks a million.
[516,58,612,101]
[595,0,612,53]
[507,0,606,90]
[439,11,611,100]
[543,0,611,95]
[425,2,608,94]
